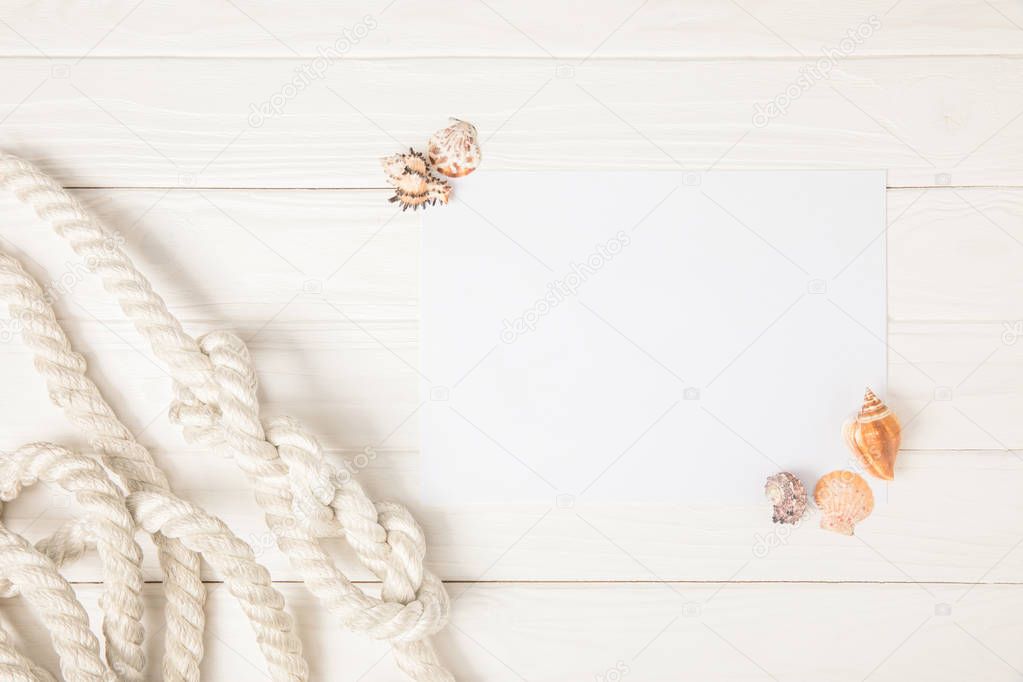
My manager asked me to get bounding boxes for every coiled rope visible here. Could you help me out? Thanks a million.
[0,153,452,681]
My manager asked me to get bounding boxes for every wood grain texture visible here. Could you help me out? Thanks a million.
[0,4,1021,679]
[1,188,1022,585]
[0,582,1019,681]
[5,187,1023,450]
[0,57,1021,188]
[4,448,1022,584]
[1,1,1023,58]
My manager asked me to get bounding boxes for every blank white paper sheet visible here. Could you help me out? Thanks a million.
[421,171,886,504]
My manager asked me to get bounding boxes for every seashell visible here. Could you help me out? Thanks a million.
[813,470,874,535]
[764,472,807,525]
[427,118,481,178]
[843,387,901,480]
[381,148,452,211]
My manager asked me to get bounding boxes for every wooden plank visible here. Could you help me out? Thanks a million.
[1,1,1023,58]
[4,186,1023,449]
[887,187,1023,449]
[0,582,1019,681]
[1,186,1023,583]
[5,186,1023,324]
[0,57,1021,188]
[0,8,1017,680]
[0,188,416,324]
[3,448,1022,584]
[888,187,1023,322]
[0,315,1018,453]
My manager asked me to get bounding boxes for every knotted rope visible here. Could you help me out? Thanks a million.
[0,153,452,680]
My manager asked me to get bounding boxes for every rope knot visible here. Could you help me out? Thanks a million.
[176,332,451,647]
[0,152,452,679]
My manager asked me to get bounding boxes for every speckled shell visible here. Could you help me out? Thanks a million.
[427,118,481,178]
[843,387,901,480]
[764,472,807,525]
[381,148,452,211]
[813,470,874,536]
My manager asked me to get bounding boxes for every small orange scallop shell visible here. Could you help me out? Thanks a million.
[381,148,452,211]
[427,118,481,178]
[814,470,874,535]
[843,387,901,480]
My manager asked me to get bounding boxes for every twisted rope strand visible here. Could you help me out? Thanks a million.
[0,527,111,682]
[0,245,207,680]
[0,622,56,682]
[127,491,307,682]
[0,152,452,680]
[0,254,309,680]
[0,443,146,680]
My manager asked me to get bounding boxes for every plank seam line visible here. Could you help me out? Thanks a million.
[54,184,1023,191]
[0,53,1022,62]
[53,579,1023,586]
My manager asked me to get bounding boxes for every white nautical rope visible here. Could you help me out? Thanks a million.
[0,153,452,680]
[0,621,56,682]
[0,443,146,680]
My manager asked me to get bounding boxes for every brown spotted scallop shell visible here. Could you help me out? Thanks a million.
[427,118,481,178]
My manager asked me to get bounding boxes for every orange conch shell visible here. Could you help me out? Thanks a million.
[843,388,901,480]
[814,470,874,535]
[427,118,481,178]
[381,148,452,211]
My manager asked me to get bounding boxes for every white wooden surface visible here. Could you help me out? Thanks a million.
[1,2,1022,680]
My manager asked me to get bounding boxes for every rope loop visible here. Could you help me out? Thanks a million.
[0,153,452,681]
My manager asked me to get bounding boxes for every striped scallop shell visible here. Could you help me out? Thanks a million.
[813,470,874,536]
[842,387,901,480]
[427,118,481,178]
